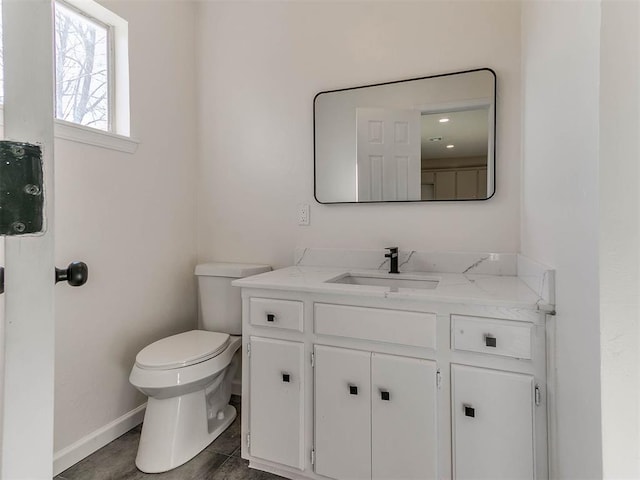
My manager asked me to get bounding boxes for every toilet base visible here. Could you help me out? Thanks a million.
[135,390,236,473]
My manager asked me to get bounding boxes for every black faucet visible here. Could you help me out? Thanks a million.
[385,247,399,274]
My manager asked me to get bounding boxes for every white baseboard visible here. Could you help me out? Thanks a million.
[53,403,146,476]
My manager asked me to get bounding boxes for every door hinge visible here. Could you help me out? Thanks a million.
[311,352,315,367]
[247,433,251,449]
[436,369,442,389]
[247,343,251,357]
[535,385,541,406]
[311,448,315,465]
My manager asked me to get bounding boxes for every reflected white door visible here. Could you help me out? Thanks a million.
[356,108,421,201]
[1,1,56,478]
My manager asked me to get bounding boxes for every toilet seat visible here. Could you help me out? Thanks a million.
[135,330,230,370]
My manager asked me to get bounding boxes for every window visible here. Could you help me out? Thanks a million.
[55,1,111,131]
[0,0,132,146]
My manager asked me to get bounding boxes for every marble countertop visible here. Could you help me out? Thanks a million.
[232,265,553,312]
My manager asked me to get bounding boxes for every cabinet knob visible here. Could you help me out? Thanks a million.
[266,313,276,322]
[282,373,290,383]
[464,404,475,417]
[349,385,358,395]
[380,390,390,401]
[484,334,497,348]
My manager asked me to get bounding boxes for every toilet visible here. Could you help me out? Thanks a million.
[129,262,271,473]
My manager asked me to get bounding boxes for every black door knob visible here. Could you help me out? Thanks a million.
[55,261,88,286]
[0,266,4,294]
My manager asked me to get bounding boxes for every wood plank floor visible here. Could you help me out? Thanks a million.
[56,396,285,480]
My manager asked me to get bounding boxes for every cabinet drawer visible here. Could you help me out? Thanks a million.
[250,298,303,332]
[315,303,436,349]
[451,315,532,359]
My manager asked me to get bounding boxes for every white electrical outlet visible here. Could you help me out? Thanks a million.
[298,204,310,226]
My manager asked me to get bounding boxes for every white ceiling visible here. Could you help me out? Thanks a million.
[421,108,489,159]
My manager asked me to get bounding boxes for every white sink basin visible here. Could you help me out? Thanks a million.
[327,272,439,290]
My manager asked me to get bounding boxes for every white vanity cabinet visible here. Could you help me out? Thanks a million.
[314,345,372,480]
[314,345,438,480]
[247,336,305,470]
[239,287,549,480]
[371,352,438,480]
[451,365,535,479]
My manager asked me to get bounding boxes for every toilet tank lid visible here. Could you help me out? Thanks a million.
[195,262,271,278]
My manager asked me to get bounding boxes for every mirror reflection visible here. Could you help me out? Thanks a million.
[314,69,496,203]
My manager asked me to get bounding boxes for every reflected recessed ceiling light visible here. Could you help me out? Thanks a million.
[446,144,455,149]
[439,118,450,123]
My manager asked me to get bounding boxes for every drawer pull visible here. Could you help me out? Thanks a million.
[349,385,358,395]
[380,390,390,401]
[266,313,276,323]
[484,334,497,348]
[282,373,290,383]
[464,404,475,418]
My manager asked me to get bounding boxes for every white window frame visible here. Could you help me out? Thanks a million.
[53,0,137,152]
[55,0,114,132]
[0,0,138,153]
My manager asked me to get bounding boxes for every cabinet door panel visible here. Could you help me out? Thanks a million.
[452,364,534,479]
[371,353,438,480]
[249,337,304,469]
[456,170,478,199]
[314,345,371,480]
[435,171,456,200]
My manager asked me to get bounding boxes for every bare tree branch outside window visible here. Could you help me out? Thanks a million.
[55,2,109,131]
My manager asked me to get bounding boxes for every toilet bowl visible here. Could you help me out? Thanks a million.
[129,331,241,473]
[129,262,271,473]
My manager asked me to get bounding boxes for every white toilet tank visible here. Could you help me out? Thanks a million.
[195,262,271,335]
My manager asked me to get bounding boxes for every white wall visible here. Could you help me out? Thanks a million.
[599,0,640,476]
[53,1,198,452]
[521,2,602,478]
[195,1,522,267]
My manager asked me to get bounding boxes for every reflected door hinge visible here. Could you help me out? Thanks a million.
[247,433,251,449]
[535,385,541,406]
[311,352,315,367]
[247,343,251,357]
[436,369,442,389]
[311,448,315,465]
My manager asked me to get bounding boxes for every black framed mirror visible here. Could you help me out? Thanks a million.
[314,68,496,204]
